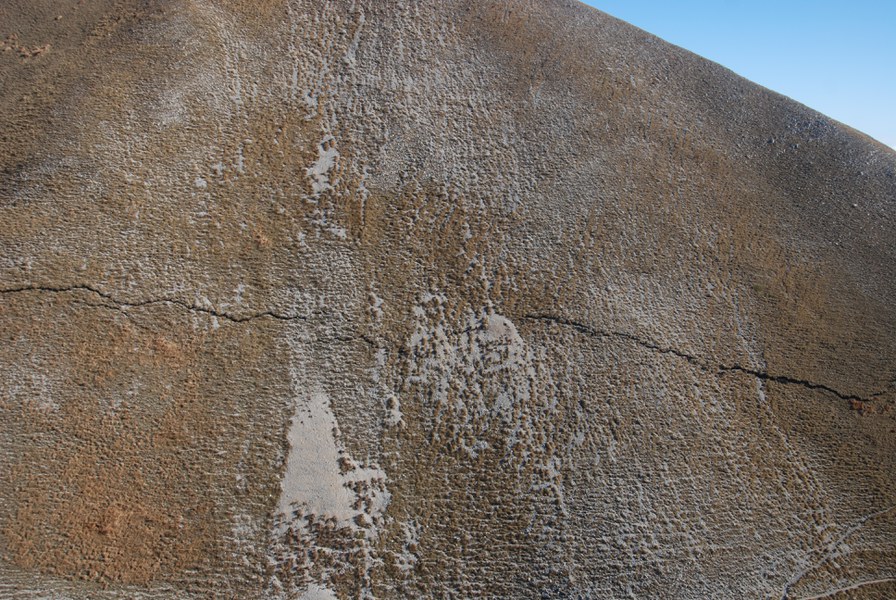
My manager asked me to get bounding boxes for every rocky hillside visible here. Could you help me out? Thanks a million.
[1,1,894,598]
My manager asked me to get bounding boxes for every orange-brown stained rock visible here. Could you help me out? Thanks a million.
[1,0,895,598]
[0,295,293,593]
[3,320,208,584]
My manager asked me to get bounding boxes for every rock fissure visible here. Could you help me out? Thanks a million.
[0,284,308,324]
[2,0,895,595]
[523,313,885,404]
[3,286,883,405]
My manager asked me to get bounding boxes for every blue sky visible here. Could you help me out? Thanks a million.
[580,1,896,150]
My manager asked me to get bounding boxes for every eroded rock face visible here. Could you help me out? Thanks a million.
[1,1,894,598]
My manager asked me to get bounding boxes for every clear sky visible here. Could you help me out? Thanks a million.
[579,1,896,150]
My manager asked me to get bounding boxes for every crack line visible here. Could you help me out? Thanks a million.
[523,313,886,404]
[0,284,307,324]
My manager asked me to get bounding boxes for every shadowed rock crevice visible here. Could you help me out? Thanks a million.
[0,284,308,324]
[523,313,889,404]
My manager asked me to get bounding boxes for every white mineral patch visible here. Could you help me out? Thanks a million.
[297,583,339,600]
[278,390,358,523]
[409,304,537,448]
[482,313,521,343]
[307,137,339,194]
[277,388,390,534]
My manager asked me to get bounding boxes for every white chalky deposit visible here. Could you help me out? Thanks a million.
[0,0,894,598]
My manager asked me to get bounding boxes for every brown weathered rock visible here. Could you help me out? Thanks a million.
[1,1,894,598]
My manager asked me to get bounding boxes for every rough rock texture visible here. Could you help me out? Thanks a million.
[1,1,895,598]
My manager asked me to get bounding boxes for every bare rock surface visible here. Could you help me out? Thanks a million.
[1,1,895,598]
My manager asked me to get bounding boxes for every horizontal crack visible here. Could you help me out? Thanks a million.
[0,284,307,324]
[524,313,884,404]
[2,288,887,404]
